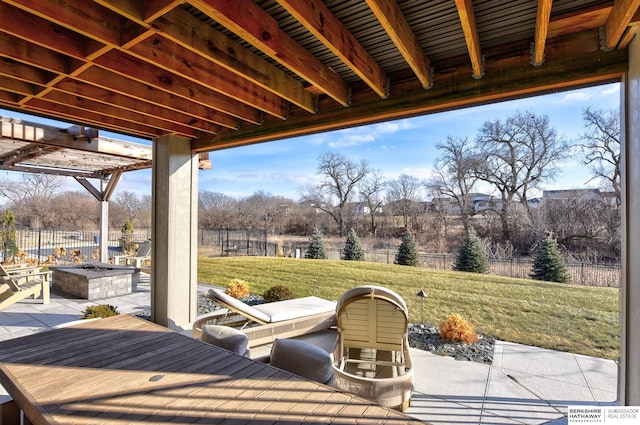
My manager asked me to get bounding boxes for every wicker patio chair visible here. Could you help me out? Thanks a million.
[332,285,414,411]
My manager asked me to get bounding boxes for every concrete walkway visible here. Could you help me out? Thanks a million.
[0,276,619,424]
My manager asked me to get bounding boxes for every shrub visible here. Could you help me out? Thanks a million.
[530,233,570,283]
[81,304,119,319]
[439,313,479,344]
[263,284,294,302]
[453,228,488,273]
[226,278,250,298]
[305,228,327,259]
[342,229,365,261]
[394,230,418,266]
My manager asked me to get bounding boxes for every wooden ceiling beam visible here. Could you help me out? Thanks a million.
[365,0,432,89]
[532,0,553,66]
[0,2,90,60]
[190,0,351,107]
[23,98,163,139]
[3,0,124,47]
[74,67,239,130]
[0,33,70,77]
[547,3,613,39]
[3,0,258,131]
[154,8,317,113]
[0,59,51,86]
[40,91,200,138]
[277,0,388,98]
[193,30,626,152]
[52,79,220,135]
[454,0,484,79]
[604,0,640,49]
[0,76,41,97]
[93,50,262,125]
[127,36,288,119]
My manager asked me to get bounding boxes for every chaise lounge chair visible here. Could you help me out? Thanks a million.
[332,285,414,411]
[193,288,337,347]
[0,264,51,310]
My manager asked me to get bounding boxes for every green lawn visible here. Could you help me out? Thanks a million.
[198,256,620,360]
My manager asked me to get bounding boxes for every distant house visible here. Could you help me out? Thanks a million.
[542,188,602,201]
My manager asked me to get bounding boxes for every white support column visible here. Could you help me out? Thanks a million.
[99,200,109,263]
[620,35,640,405]
[151,135,198,330]
[99,178,109,263]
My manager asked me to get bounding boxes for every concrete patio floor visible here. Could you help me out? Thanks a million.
[0,274,619,424]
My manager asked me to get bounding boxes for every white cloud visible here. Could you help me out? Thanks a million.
[553,89,595,104]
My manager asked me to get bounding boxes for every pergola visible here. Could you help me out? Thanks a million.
[0,0,639,404]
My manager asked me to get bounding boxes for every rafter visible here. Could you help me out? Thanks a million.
[366,0,432,89]
[454,0,484,79]
[0,2,264,124]
[73,68,240,130]
[127,36,289,119]
[190,0,351,107]
[277,0,388,98]
[92,51,263,124]
[532,0,553,66]
[154,8,317,113]
[95,1,317,115]
[604,0,640,49]
[547,3,613,39]
[193,31,626,151]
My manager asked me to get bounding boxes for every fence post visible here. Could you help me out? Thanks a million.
[37,228,42,264]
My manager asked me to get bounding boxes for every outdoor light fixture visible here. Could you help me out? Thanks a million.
[416,289,428,324]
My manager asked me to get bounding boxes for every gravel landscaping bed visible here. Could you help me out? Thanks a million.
[408,323,495,364]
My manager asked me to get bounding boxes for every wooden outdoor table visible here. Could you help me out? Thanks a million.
[0,315,425,424]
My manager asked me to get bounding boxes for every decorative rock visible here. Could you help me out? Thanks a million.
[408,323,495,364]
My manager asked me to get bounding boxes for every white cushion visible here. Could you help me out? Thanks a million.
[253,296,336,322]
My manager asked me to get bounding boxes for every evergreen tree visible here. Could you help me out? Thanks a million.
[453,228,488,273]
[305,228,327,259]
[395,230,419,266]
[530,233,570,283]
[342,229,365,261]
[0,209,17,262]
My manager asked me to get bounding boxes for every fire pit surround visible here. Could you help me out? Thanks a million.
[51,263,140,300]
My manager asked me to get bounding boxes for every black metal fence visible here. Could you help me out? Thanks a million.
[5,227,620,287]
[198,229,268,257]
[322,248,620,287]
[5,228,150,264]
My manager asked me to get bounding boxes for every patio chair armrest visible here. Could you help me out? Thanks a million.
[192,310,230,339]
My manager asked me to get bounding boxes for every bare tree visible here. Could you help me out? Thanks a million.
[542,193,619,259]
[114,190,146,227]
[474,111,568,244]
[0,174,64,228]
[580,107,621,209]
[51,191,99,228]
[359,170,386,237]
[386,174,423,230]
[199,191,236,229]
[425,136,479,232]
[299,152,369,236]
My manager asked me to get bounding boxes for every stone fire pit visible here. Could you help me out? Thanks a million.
[51,263,140,300]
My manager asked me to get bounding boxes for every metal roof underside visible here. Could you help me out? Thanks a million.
[0,0,634,154]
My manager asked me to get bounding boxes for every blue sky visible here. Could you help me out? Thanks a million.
[0,82,620,201]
